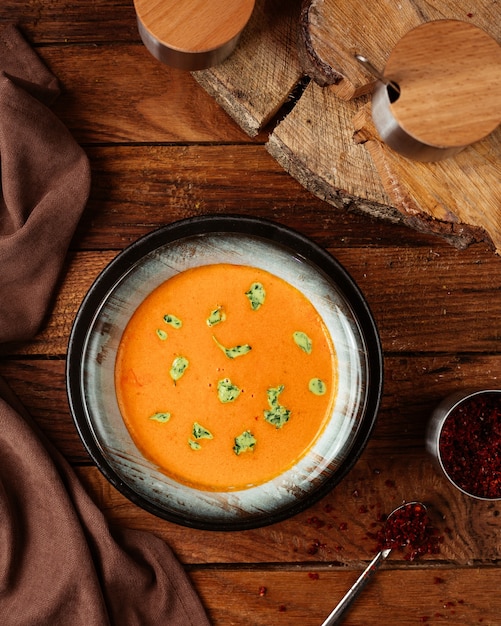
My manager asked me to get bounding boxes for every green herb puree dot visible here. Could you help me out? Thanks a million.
[207,306,226,327]
[170,356,189,382]
[245,282,266,310]
[213,336,252,359]
[163,314,182,328]
[217,378,241,403]
[309,378,327,396]
[149,412,171,423]
[264,385,291,428]
[293,331,312,354]
[192,422,213,440]
[233,430,256,455]
[156,329,168,341]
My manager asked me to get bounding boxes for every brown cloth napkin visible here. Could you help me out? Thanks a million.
[0,25,210,625]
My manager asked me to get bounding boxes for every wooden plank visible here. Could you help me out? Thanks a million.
[3,242,501,356]
[77,145,435,251]
[0,1,139,44]
[192,0,304,136]
[0,360,87,461]
[72,451,501,566]
[2,354,501,463]
[190,568,501,625]
[37,45,252,144]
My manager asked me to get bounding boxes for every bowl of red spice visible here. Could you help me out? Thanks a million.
[427,389,501,500]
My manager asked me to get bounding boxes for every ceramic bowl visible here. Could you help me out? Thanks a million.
[427,389,501,500]
[66,215,383,529]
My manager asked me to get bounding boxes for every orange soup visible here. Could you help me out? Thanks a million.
[115,263,337,491]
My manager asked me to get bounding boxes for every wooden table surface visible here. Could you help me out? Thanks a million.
[2,3,501,625]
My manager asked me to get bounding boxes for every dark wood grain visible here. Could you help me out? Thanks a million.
[0,2,139,44]
[72,458,501,566]
[44,46,253,144]
[2,353,501,463]
[74,145,439,251]
[189,568,501,626]
[3,242,500,357]
[1,1,501,624]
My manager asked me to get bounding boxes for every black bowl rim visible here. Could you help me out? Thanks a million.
[66,214,383,530]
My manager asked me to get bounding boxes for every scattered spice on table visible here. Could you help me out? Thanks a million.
[439,392,501,499]
[306,539,326,555]
[306,515,326,530]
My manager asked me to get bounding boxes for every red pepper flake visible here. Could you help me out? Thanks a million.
[278,605,287,612]
[258,586,267,597]
[307,539,326,555]
[308,572,320,580]
[439,392,501,499]
[374,502,441,561]
[420,617,430,623]
[338,522,348,531]
[359,505,369,514]
[307,516,326,529]
[323,503,334,513]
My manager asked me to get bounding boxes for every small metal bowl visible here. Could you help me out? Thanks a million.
[426,389,501,500]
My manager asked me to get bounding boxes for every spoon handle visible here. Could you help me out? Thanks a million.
[320,548,392,625]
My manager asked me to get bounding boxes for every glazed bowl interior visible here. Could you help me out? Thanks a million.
[67,216,383,530]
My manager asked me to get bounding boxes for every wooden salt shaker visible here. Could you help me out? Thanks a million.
[134,0,255,71]
[371,20,501,161]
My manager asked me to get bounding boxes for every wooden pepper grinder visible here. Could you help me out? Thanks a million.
[134,0,255,71]
[371,20,501,161]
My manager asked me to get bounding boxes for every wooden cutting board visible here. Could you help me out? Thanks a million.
[192,0,501,252]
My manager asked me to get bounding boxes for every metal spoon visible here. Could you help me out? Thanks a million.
[354,53,401,99]
[320,501,427,625]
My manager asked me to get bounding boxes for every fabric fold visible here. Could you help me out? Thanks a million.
[0,25,90,343]
[0,25,210,625]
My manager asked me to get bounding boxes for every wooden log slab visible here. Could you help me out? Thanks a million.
[190,0,501,252]
[353,104,501,250]
[193,0,304,136]
[299,0,501,99]
[267,85,396,220]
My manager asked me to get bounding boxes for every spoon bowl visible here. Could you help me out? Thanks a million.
[321,501,428,625]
